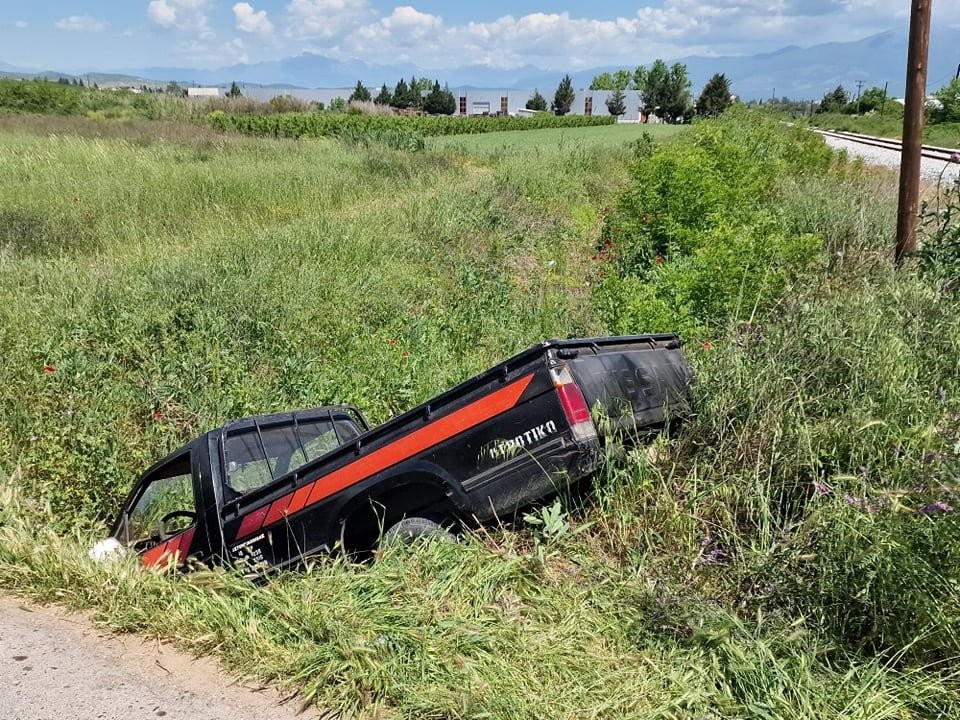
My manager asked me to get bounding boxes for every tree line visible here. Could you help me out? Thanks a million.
[525,61,733,122]
[348,77,457,115]
[815,79,960,124]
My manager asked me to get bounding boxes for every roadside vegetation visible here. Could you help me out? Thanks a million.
[1,105,959,718]
[758,79,960,148]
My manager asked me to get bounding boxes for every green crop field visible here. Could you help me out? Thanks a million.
[429,122,685,153]
[1,109,959,719]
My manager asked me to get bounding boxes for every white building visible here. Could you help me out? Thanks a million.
[187,87,220,98]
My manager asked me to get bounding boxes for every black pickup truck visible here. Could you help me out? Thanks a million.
[96,335,692,574]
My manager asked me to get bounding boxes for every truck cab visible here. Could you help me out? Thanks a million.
[110,406,368,569]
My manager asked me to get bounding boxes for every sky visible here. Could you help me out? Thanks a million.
[1,1,959,73]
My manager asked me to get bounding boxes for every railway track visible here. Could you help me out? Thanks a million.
[813,127,960,163]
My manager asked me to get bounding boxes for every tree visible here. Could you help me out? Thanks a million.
[552,74,575,116]
[932,78,960,124]
[411,76,433,96]
[423,81,456,115]
[605,87,626,117]
[817,85,848,114]
[226,81,242,98]
[612,69,632,91]
[590,72,613,91]
[165,81,186,97]
[641,59,691,122]
[595,67,647,92]
[526,89,548,111]
[348,80,371,103]
[632,66,648,93]
[695,73,732,117]
[391,78,411,109]
[857,86,887,114]
[374,84,392,105]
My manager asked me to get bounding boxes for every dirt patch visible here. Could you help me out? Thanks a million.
[0,595,319,720]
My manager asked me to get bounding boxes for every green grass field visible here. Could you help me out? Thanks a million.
[1,111,959,719]
[429,122,686,153]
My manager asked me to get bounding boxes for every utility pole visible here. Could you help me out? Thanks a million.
[855,79,864,114]
[895,0,932,264]
[880,81,888,116]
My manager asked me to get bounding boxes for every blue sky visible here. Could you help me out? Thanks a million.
[2,1,958,72]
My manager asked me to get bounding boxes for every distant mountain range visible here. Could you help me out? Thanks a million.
[3,27,959,100]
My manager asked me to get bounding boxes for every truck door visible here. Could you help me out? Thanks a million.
[116,450,202,568]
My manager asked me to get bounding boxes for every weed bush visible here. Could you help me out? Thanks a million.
[595,108,833,337]
[917,175,960,279]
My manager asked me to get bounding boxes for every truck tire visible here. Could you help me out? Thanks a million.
[382,516,454,546]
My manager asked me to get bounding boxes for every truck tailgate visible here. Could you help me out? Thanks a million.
[561,336,693,436]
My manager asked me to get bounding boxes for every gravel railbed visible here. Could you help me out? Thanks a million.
[820,134,960,185]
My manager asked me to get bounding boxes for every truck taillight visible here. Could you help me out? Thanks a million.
[550,365,597,443]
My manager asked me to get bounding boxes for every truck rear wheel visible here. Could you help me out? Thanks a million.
[382,516,455,546]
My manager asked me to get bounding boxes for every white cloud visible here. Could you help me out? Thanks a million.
[286,0,371,39]
[332,1,924,69]
[15,20,28,29]
[177,37,249,65]
[151,0,960,72]
[234,3,274,34]
[148,0,214,38]
[55,16,107,32]
[147,0,178,27]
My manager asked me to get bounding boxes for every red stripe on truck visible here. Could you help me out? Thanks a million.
[142,527,196,568]
[234,373,535,541]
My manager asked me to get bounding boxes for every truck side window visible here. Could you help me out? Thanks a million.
[224,425,309,494]
[333,417,361,443]
[124,454,195,545]
[224,431,273,493]
[299,420,339,461]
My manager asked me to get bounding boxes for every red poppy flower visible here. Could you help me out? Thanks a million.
[701,341,714,351]
[389,338,398,346]
[154,410,165,420]
[654,256,664,264]
[43,364,55,373]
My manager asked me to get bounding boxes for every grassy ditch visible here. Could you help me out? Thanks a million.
[1,110,959,718]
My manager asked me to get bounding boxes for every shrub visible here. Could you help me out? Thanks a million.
[595,108,832,336]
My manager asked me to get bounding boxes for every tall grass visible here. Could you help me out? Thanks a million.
[1,111,959,717]
[0,124,610,523]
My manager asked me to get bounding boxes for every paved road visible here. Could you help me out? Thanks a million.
[0,596,317,720]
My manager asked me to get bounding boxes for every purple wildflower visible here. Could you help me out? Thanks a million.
[918,501,955,516]
[844,494,886,514]
[699,547,729,566]
[812,480,832,496]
